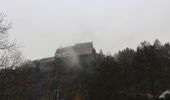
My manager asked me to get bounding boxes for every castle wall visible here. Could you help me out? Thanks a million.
[55,42,94,58]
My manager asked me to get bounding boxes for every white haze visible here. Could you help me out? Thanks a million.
[0,0,170,60]
[63,48,81,68]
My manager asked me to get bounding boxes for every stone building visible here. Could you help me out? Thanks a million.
[55,42,95,58]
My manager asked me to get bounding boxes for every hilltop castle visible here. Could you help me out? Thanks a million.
[55,42,95,58]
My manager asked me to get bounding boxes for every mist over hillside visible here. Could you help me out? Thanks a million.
[1,39,170,100]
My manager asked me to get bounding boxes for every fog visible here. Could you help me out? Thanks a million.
[0,0,170,60]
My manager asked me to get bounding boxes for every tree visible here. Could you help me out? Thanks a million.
[0,13,24,100]
[89,56,122,100]
[116,48,136,100]
[135,40,163,99]
[0,13,18,69]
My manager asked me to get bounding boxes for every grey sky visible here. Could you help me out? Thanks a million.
[1,0,170,60]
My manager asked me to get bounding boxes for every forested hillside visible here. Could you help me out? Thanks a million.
[1,39,170,100]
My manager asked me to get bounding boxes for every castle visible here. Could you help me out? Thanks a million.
[55,42,95,58]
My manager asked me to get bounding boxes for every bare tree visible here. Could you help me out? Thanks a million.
[0,12,24,100]
[0,13,17,69]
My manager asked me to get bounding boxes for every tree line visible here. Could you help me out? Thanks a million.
[2,39,170,100]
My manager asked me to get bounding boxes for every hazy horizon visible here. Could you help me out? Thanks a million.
[1,0,170,60]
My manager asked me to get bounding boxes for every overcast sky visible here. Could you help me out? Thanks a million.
[0,0,170,60]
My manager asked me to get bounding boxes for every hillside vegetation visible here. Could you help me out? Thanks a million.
[1,39,170,100]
